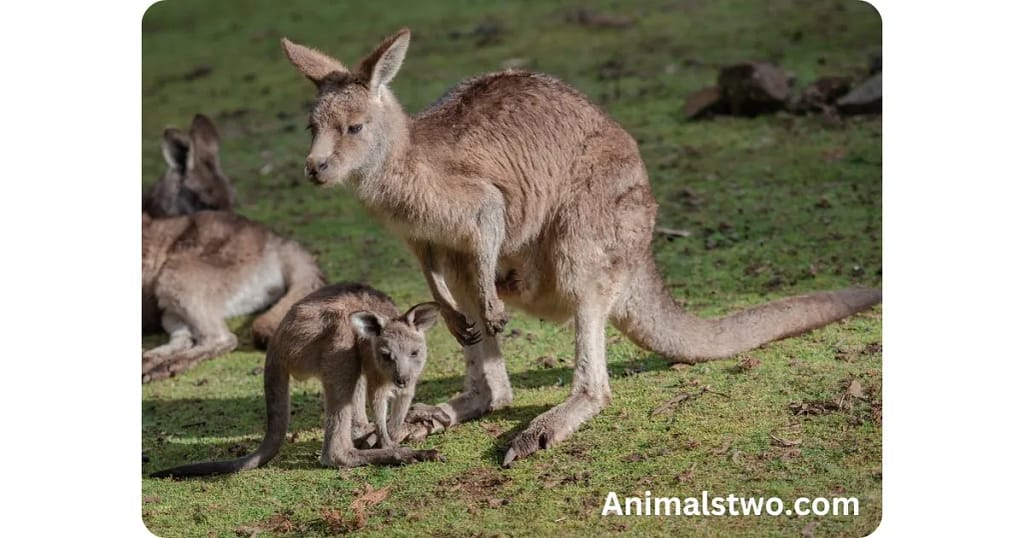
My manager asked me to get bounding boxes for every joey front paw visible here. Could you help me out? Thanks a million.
[403,403,452,442]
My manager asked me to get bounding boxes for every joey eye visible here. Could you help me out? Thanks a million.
[379,349,392,360]
[347,124,363,135]
[411,350,420,358]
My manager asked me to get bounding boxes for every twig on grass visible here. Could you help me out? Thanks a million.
[651,385,729,417]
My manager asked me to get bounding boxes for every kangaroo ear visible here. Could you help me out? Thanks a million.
[161,127,190,172]
[350,311,384,338]
[188,114,220,163]
[281,38,348,86]
[404,302,440,332]
[357,28,410,99]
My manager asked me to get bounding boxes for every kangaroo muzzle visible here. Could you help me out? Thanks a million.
[305,157,329,185]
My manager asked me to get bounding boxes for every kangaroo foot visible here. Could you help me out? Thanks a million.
[502,393,606,467]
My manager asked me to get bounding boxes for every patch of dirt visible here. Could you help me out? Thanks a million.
[235,512,297,536]
[565,442,592,461]
[436,467,511,507]
[621,452,646,463]
[789,400,842,416]
[732,356,761,373]
[478,421,505,438]
[791,378,880,424]
[538,468,592,488]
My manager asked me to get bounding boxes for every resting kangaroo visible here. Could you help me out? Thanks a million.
[150,283,443,478]
[143,114,235,218]
[281,29,882,465]
[142,210,325,382]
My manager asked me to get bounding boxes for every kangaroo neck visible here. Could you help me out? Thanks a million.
[351,112,439,227]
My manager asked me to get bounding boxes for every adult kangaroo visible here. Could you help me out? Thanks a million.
[280,29,881,466]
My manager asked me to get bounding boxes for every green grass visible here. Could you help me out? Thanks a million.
[142,0,881,536]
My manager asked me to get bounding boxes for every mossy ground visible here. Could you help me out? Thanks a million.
[142,1,881,536]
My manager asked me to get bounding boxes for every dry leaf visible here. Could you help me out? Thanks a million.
[847,380,866,399]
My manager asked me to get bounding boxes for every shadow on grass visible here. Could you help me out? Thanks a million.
[144,352,675,437]
[143,351,680,473]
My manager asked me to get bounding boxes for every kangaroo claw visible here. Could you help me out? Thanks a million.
[502,447,518,468]
[441,306,482,346]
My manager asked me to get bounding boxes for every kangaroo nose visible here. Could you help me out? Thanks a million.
[305,158,328,184]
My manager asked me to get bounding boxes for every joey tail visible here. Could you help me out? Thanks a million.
[611,254,881,363]
[149,349,291,478]
[251,242,326,349]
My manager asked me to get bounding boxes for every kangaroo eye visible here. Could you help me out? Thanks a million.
[411,350,419,358]
[347,124,363,134]
[380,349,392,360]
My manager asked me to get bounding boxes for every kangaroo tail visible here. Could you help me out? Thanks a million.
[149,348,291,478]
[611,254,881,363]
[251,240,326,349]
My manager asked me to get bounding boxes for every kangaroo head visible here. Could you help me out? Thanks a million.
[350,301,438,389]
[281,29,410,186]
[153,114,235,215]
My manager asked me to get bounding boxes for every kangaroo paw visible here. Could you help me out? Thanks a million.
[441,306,482,347]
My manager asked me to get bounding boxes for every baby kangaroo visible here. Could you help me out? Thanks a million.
[143,114,235,218]
[142,211,325,382]
[150,283,443,478]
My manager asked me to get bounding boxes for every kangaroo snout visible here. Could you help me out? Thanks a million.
[305,157,329,184]
[394,376,408,389]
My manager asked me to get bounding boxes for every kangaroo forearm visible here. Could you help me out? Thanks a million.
[388,390,414,435]
[409,242,459,310]
[373,395,391,446]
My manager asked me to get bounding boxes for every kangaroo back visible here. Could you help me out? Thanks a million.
[149,347,291,478]
[612,254,881,363]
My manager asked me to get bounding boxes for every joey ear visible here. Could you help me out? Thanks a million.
[281,37,348,86]
[356,28,410,99]
[350,311,385,339]
[404,301,440,332]
[161,127,190,172]
[188,114,220,161]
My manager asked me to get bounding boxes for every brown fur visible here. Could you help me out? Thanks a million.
[143,114,236,218]
[142,210,325,382]
[281,30,882,465]
[150,283,443,478]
